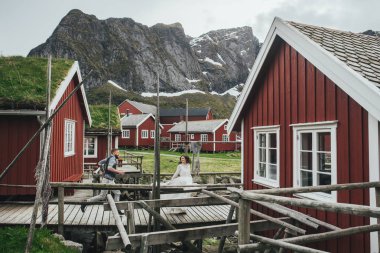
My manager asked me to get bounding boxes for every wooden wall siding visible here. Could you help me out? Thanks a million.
[50,76,85,182]
[138,117,156,147]
[84,135,118,163]
[119,128,137,147]
[0,116,40,195]
[118,101,142,115]
[242,40,370,253]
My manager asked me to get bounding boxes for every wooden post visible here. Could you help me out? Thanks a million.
[376,187,380,248]
[140,234,148,253]
[218,205,235,253]
[238,198,250,245]
[127,202,135,234]
[107,194,131,250]
[58,187,64,235]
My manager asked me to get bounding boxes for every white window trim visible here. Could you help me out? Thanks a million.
[292,121,337,202]
[64,119,75,157]
[190,134,194,140]
[222,134,229,142]
[224,124,227,130]
[150,130,155,139]
[253,125,280,188]
[201,134,208,142]
[141,130,148,139]
[122,129,130,139]
[175,134,181,142]
[84,136,97,158]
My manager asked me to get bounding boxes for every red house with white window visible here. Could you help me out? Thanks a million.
[0,57,91,196]
[118,99,157,117]
[84,105,120,164]
[119,113,162,148]
[228,18,380,253]
[168,119,239,152]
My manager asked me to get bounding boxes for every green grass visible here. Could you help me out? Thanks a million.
[87,104,120,131]
[0,227,78,253]
[0,56,74,110]
[121,149,241,174]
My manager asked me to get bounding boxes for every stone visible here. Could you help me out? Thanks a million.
[62,240,83,253]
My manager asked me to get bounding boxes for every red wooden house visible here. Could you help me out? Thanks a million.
[84,105,120,164]
[119,113,162,148]
[118,99,157,117]
[168,119,239,152]
[0,57,91,196]
[228,18,380,252]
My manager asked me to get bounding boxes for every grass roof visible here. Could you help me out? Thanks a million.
[87,104,120,132]
[0,56,74,110]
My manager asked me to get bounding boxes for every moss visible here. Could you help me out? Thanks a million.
[87,104,120,131]
[0,56,74,110]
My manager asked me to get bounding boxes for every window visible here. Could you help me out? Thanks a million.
[253,126,280,187]
[293,121,337,202]
[224,124,227,130]
[64,120,75,157]
[190,134,194,140]
[122,130,130,139]
[222,134,229,142]
[201,134,208,142]
[151,130,155,139]
[141,130,148,139]
[175,134,181,142]
[84,137,97,158]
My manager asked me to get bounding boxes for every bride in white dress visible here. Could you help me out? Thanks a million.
[162,155,193,214]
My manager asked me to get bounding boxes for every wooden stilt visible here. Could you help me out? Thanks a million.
[218,205,235,253]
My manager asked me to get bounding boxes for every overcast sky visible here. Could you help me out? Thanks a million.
[1,0,379,56]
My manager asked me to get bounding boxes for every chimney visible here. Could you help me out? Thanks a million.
[126,109,129,117]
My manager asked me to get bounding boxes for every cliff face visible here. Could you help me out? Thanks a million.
[29,9,260,93]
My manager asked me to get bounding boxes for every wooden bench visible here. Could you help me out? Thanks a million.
[63,173,83,195]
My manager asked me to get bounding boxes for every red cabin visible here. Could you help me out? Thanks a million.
[0,57,91,196]
[118,99,157,117]
[168,119,239,152]
[84,105,120,164]
[228,18,380,253]
[119,113,162,148]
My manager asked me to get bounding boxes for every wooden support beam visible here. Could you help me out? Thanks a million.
[218,205,235,253]
[247,223,380,251]
[239,234,328,253]
[105,218,292,250]
[264,227,285,253]
[57,187,64,235]
[255,201,340,230]
[136,200,201,253]
[201,189,305,235]
[238,198,250,245]
[103,195,235,211]
[126,202,135,234]
[248,181,380,195]
[230,188,380,218]
[106,194,131,250]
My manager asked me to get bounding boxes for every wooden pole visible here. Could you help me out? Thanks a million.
[107,194,131,250]
[107,90,112,156]
[238,191,380,218]
[241,234,329,253]
[238,198,250,245]
[57,187,64,235]
[126,202,135,234]
[201,189,304,235]
[245,223,380,251]
[217,205,235,253]
[185,98,188,154]
[1,70,93,181]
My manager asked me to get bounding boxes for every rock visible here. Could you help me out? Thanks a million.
[62,240,83,253]
[28,9,260,94]
[52,233,65,241]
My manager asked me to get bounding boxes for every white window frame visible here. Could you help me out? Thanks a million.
[175,134,181,142]
[122,130,130,139]
[64,119,75,157]
[201,134,208,142]
[222,134,229,142]
[224,124,227,130]
[151,130,155,139]
[292,121,337,202]
[84,136,97,158]
[141,130,148,139]
[253,125,280,188]
[190,134,194,140]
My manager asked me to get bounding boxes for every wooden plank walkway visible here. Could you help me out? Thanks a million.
[0,203,234,229]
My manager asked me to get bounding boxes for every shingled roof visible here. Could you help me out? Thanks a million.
[121,114,154,128]
[168,119,227,133]
[288,21,380,86]
[160,108,210,117]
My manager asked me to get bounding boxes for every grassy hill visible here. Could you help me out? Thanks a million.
[86,83,238,119]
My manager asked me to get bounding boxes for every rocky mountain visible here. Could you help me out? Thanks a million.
[28,9,260,93]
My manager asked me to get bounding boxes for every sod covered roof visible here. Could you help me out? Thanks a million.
[0,56,75,110]
[86,104,121,133]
